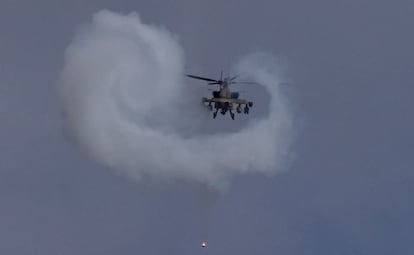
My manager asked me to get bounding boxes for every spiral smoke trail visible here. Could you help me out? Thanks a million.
[59,10,294,190]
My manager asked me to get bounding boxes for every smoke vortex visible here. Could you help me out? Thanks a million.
[59,10,294,189]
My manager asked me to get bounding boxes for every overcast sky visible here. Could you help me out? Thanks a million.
[1,0,414,254]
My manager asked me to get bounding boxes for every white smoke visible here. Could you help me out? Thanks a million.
[59,10,293,189]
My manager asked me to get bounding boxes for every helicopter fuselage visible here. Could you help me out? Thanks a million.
[187,74,254,119]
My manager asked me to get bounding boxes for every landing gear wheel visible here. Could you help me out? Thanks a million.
[230,112,235,120]
[244,106,249,114]
[213,112,217,118]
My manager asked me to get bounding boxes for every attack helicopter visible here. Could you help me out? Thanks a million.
[186,72,257,119]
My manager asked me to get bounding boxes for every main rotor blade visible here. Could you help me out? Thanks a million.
[231,81,260,85]
[230,75,239,81]
[186,74,218,82]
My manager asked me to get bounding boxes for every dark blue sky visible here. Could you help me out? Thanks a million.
[1,0,413,254]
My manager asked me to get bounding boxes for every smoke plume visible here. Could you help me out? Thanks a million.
[59,10,293,189]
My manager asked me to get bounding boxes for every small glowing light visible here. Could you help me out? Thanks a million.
[201,241,207,248]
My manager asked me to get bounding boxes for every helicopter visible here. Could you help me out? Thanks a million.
[186,72,257,119]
